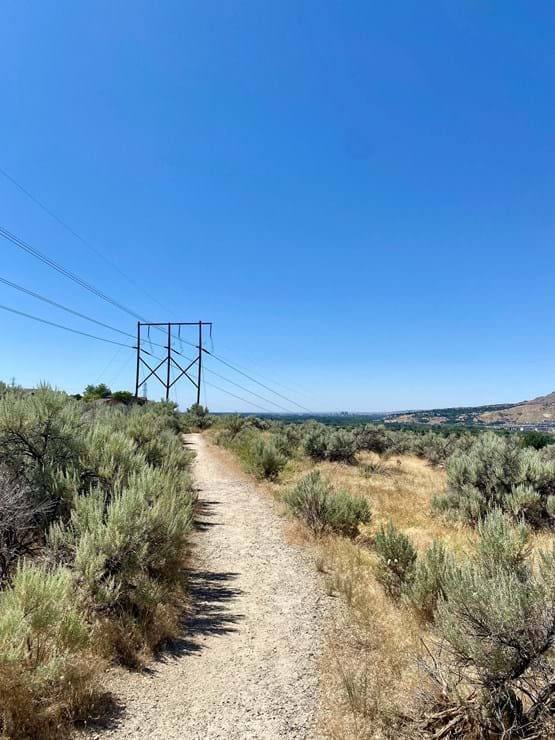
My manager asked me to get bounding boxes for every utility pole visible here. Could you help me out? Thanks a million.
[197,320,202,406]
[134,321,212,406]
[166,323,171,401]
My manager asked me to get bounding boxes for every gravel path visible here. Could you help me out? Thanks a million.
[94,433,330,739]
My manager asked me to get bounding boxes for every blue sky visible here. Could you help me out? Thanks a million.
[1,1,554,412]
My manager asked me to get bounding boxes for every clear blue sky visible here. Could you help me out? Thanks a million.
[1,1,554,412]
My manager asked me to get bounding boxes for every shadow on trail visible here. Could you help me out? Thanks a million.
[194,498,222,531]
[166,568,243,658]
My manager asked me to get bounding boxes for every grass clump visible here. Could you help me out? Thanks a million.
[283,470,371,538]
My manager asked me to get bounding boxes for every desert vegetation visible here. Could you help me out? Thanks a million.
[0,385,195,738]
[214,414,555,738]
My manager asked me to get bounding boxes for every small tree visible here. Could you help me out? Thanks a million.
[184,403,212,430]
[111,390,134,405]
[83,383,111,401]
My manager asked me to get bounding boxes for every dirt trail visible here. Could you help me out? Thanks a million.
[96,433,331,739]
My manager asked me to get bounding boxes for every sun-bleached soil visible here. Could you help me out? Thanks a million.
[89,433,333,739]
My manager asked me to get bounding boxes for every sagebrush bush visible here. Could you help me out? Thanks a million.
[248,438,286,480]
[433,432,555,526]
[0,468,46,585]
[404,540,454,623]
[421,514,555,737]
[326,429,357,463]
[0,387,85,521]
[325,489,372,537]
[283,471,371,537]
[49,466,194,656]
[182,403,212,431]
[0,386,195,734]
[302,426,329,461]
[474,509,531,581]
[271,429,298,458]
[302,425,357,464]
[435,559,555,735]
[374,522,417,599]
[0,563,94,738]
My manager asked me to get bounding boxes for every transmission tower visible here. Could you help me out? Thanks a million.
[134,321,212,403]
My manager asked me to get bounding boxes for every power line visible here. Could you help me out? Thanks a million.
[0,226,146,321]
[155,339,295,412]
[0,303,133,348]
[202,380,274,413]
[0,276,134,340]
[207,341,319,401]
[0,165,176,317]
[0,164,318,409]
[144,349,274,413]
[1,223,314,411]
[94,346,125,384]
[207,352,312,412]
[202,359,292,412]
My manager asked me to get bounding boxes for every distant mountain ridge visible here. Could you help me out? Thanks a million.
[384,390,555,427]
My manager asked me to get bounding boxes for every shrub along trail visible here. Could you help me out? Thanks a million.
[96,433,331,739]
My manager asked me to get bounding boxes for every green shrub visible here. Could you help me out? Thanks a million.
[83,383,111,401]
[283,471,371,537]
[111,390,134,405]
[0,387,85,520]
[84,423,145,490]
[248,439,286,480]
[434,558,555,736]
[0,563,94,738]
[520,430,555,450]
[303,427,329,461]
[183,403,212,431]
[302,426,357,464]
[374,522,417,599]
[404,540,454,623]
[355,424,391,454]
[433,432,555,526]
[49,467,194,654]
[422,517,555,737]
[326,429,357,463]
[474,510,531,581]
[325,489,372,537]
[271,430,298,458]
[0,388,196,729]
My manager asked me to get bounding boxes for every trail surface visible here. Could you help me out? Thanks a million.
[96,433,329,739]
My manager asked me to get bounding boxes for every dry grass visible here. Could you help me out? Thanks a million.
[316,537,423,739]
[276,450,476,556]
[208,433,555,737]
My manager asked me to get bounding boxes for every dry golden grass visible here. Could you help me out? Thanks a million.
[315,536,424,739]
[276,450,476,557]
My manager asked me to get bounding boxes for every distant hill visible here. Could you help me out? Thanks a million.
[477,391,555,426]
[384,391,555,428]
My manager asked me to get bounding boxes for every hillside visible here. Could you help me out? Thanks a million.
[478,391,555,425]
[384,390,555,428]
